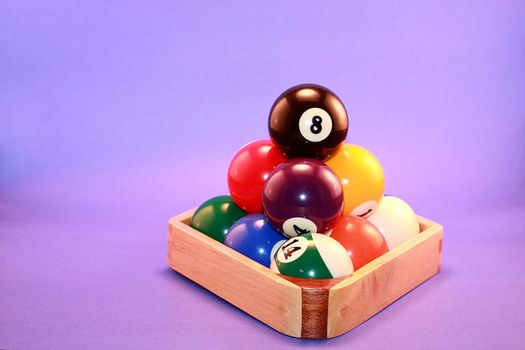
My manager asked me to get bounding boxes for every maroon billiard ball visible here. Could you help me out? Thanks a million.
[262,158,344,237]
[268,84,348,161]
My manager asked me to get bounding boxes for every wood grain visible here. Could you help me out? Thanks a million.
[281,276,346,338]
[168,209,303,337]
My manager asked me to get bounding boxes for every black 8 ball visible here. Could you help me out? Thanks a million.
[268,84,348,160]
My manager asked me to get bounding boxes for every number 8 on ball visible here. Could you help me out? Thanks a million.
[299,107,333,143]
[268,84,349,161]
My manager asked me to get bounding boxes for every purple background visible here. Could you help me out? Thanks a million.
[2,1,525,349]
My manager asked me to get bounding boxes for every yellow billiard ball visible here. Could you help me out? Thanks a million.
[325,144,385,217]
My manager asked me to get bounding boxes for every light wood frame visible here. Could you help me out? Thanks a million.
[167,209,443,338]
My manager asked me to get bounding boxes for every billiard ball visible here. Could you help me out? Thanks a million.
[224,214,286,267]
[325,144,384,217]
[191,195,247,243]
[330,215,388,270]
[262,158,344,237]
[268,84,348,160]
[228,139,287,213]
[270,233,354,279]
[367,196,419,249]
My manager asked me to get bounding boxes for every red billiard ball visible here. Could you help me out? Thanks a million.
[228,139,287,213]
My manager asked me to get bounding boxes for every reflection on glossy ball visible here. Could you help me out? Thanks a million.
[268,84,348,160]
[330,215,388,270]
[270,233,354,279]
[325,144,385,217]
[228,139,287,213]
[225,214,286,267]
[191,195,247,243]
[262,158,344,237]
[367,196,419,249]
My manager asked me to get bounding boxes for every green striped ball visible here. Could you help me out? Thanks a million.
[270,233,354,279]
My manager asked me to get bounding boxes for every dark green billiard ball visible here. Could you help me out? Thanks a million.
[191,195,246,243]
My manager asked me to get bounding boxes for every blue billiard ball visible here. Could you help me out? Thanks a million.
[225,214,286,267]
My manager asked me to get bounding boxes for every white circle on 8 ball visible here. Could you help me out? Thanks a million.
[298,107,333,143]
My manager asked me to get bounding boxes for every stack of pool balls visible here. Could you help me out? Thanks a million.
[190,84,420,279]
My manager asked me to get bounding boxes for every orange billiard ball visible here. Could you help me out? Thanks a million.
[330,215,388,270]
